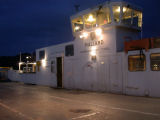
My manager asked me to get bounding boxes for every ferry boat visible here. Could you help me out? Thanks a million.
[8,0,160,97]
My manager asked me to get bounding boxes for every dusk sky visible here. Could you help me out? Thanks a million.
[0,0,160,56]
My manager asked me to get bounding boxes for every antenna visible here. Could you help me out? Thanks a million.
[74,5,80,12]
[19,52,22,72]
[20,52,21,62]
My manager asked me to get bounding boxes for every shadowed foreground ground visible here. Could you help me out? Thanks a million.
[0,82,160,120]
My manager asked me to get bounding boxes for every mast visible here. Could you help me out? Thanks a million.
[19,52,21,71]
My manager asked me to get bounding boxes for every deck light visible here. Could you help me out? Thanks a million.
[41,59,46,67]
[75,26,80,31]
[123,7,127,12]
[90,46,96,56]
[80,35,83,39]
[83,32,88,38]
[116,7,127,12]
[95,28,102,36]
[79,32,88,39]
[116,7,121,12]
[87,15,95,22]
[91,50,96,56]
[90,47,96,61]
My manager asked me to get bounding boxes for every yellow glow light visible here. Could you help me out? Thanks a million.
[123,7,127,12]
[101,61,104,64]
[91,51,96,56]
[80,32,88,39]
[75,26,80,30]
[90,46,96,56]
[41,59,46,67]
[116,7,127,12]
[154,64,158,67]
[95,28,102,36]
[116,7,121,12]
[87,15,95,22]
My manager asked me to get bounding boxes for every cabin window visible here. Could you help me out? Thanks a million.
[39,50,45,60]
[122,7,132,25]
[83,12,96,29]
[132,10,142,27]
[65,44,74,56]
[96,7,111,26]
[72,17,84,32]
[112,6,121,23]
[150,53,160,71]
[153,38,160,48]
[128,55,146,71]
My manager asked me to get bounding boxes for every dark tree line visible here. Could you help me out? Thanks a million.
[0,52,36,70]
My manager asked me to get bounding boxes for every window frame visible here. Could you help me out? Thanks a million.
[150,53,160,71]
[112,5,121,23]
[122,6,133,26]
[83,11,97,29]
[72,16,84,33]
[96,6,112,26]
[132,9,143,28]
[39,50,45,60]
[128,54,146,72]
[65,44,74,57]
[72,6,112,32]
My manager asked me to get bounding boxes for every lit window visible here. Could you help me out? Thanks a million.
[39,50,45,60]
[65,44,74,57]
[83,12,96,29]
[122,7,132,25]
[72,17,83,32]
[150,53,160,71]
[133,10,142,27]
[112,6,121,22]
[128,55,146,71]
[96,7,111,26]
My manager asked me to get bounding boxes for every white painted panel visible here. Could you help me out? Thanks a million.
[126,51,149,96]
[82,61,97,90]
[109,55,123,93]
[97,57,109,92]
[64,59,75,89]
[149,71,160,97]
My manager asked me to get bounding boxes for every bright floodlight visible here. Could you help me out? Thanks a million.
[87,15,95,22]
[95,28,102,36]
[80,35,83,39]
[91,50,96,56]
[90,46,96,56]
[83,32,88,38]
[75,26,80,30]
[41,59,46,67]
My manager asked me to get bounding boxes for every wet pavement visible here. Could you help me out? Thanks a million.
[0,82,160,120]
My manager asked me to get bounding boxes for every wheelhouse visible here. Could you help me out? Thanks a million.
[71,1,142,36]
